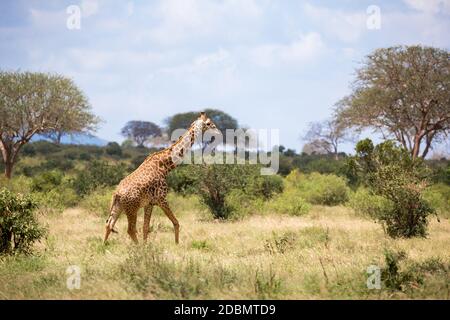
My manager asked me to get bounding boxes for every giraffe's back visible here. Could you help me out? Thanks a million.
[114,159,169,210]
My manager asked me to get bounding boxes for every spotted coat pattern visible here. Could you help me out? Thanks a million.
[103,113,218,244]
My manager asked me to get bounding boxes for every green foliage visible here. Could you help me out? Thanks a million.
[285,170,350,206]
[0,188,46,254]
[166,109,238,136]
[79,187,114,217]
[167,165,199,196]
[268,189,311,216]
[301,173,350,206]
[177,164,282,220]
[71,160,127,196]
[381,249,449,292]
[348,188,393,218]
[121,246,237,298]
[105,142,123,157]
[30,170,63,193]
[254,267,283,299]
[224,189,265,220]
[423,183,450,219]
[34,187,79,215]
[350,139,435,238]
[193,164,253,219]
[249,175,284,200]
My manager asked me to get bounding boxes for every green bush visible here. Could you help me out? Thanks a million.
[350,139,435,238]
[191,164,282,219]
[0,188,46,254]
[249,175,284,200]
[30,170,63,192]
[79,187,114,217]
[71,160,127,196]
[167,165,199,196]
[348,188,393,218]
[33,187,79,215]
[105,142,123,157]
[423,183,450,219]
[269,189,311,216]
[301,173,350,206]
[224,189,265,220]
[285,170,349,206]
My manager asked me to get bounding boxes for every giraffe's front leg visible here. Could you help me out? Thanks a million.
[143,205,153,242]
[159,201,179,244]
[126,210,139,244]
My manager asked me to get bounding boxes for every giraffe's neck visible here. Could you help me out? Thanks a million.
[152,120,203,174]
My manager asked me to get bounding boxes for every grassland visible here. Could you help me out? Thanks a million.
[0,194,448,300]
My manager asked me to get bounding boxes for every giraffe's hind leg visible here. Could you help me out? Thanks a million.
[159,201,179,244]
[104,206,121,244]
[126,210,139,244]
[143,205,153,242]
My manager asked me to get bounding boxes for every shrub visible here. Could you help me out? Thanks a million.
[269,189,311,216]
[285,170,350,206]
[0,188,46,254]
[224,189,265,220]
[349,139,435,238]
[105,142,123,157]
[167,166,198,196]
[80,187,114,217]
[300,173,350,206]
[423,183,450,219]
[30,170,63,192]
[249,175,284,200]
[348,188,393,218]
[380,249,448,292]
[71,161,127,196]
[31,141,61,155]
[40,157,74,172]
[34,187,79,215]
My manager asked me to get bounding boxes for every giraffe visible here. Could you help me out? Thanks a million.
[103,112,219,245]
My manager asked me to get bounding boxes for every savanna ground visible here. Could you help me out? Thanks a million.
[1,193,449,300]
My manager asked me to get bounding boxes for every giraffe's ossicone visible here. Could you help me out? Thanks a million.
[103,112,219,244]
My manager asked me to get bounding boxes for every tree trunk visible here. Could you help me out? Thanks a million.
[4,162,13,179]
[1,144,17,180]
[411,134,423,160]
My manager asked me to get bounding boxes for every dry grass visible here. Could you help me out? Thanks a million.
[0,195,449,299]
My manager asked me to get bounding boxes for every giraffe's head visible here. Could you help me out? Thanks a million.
[199,112,220,134]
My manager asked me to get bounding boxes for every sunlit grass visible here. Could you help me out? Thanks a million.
[0,194,448,299]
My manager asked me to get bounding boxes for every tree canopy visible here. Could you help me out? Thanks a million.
[303,119,354,159]
[336,45,450,159]
[165,108,239,136]
[121,121,162,147]
[0,71,99,178]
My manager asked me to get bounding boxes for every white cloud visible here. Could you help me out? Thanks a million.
[303,3,366,43]
[250,32,326,67]
[148,0,265,44]
[403,0,450,15]
[81,0,99,17]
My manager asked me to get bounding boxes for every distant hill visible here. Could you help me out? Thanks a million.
[32,133,109,146]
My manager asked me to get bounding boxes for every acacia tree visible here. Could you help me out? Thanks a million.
[336,45,450,159]
[0,71,99,179]
[165,109,238,135]
[165,109,239,148]
[121,121,162,147]
[303,119,354,160]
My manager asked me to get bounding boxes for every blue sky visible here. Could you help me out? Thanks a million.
[1,0,449,153]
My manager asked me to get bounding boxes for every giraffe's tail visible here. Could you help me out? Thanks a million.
[106,194,120,234]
